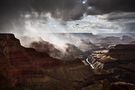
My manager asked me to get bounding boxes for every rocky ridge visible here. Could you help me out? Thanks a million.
[0,33,135,90]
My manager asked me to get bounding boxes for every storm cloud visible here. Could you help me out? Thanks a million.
[0,0,135,33]
[0,0,135,61]
[0,0,84,20]
[1,0,135,19]
[87,0,135,14]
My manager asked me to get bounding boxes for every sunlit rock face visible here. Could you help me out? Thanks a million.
[89,44,135,86]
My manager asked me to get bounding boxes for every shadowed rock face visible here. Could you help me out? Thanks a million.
[108,44,135,60]
[0,34,62,68]
[0,33,95,90]
[85,44,135,90]
[0,33,135,90]
[0,34,64,88]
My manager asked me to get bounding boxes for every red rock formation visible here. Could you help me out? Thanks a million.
[0,34,94,90]
[1,34,135,90]
[0,34,63,86]
[108,44,135,60]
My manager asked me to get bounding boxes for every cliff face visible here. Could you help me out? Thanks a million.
[0,34,95,90]
[1,34,135,90]
[90,44,135,87]
[108,44,135,60]
[0,34,64,87]
[0,34,63,69]
[81,44,135,90]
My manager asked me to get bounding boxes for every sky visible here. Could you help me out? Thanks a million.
[0,0,135,15]
[0,0,135,59]
[0,0,135,33]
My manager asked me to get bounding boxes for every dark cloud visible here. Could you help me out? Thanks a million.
[0,0,135,20]
[0,0,135,17]
[0,0,85,31]
[0,0,135,33]
[0,0,84,20]
[106,12,135,33]
[88,0,135,14]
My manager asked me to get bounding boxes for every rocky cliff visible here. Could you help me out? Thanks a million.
[0,34,95,90]
[88,44,135,90]
[108,44,135,60]
[0,34,135,90]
